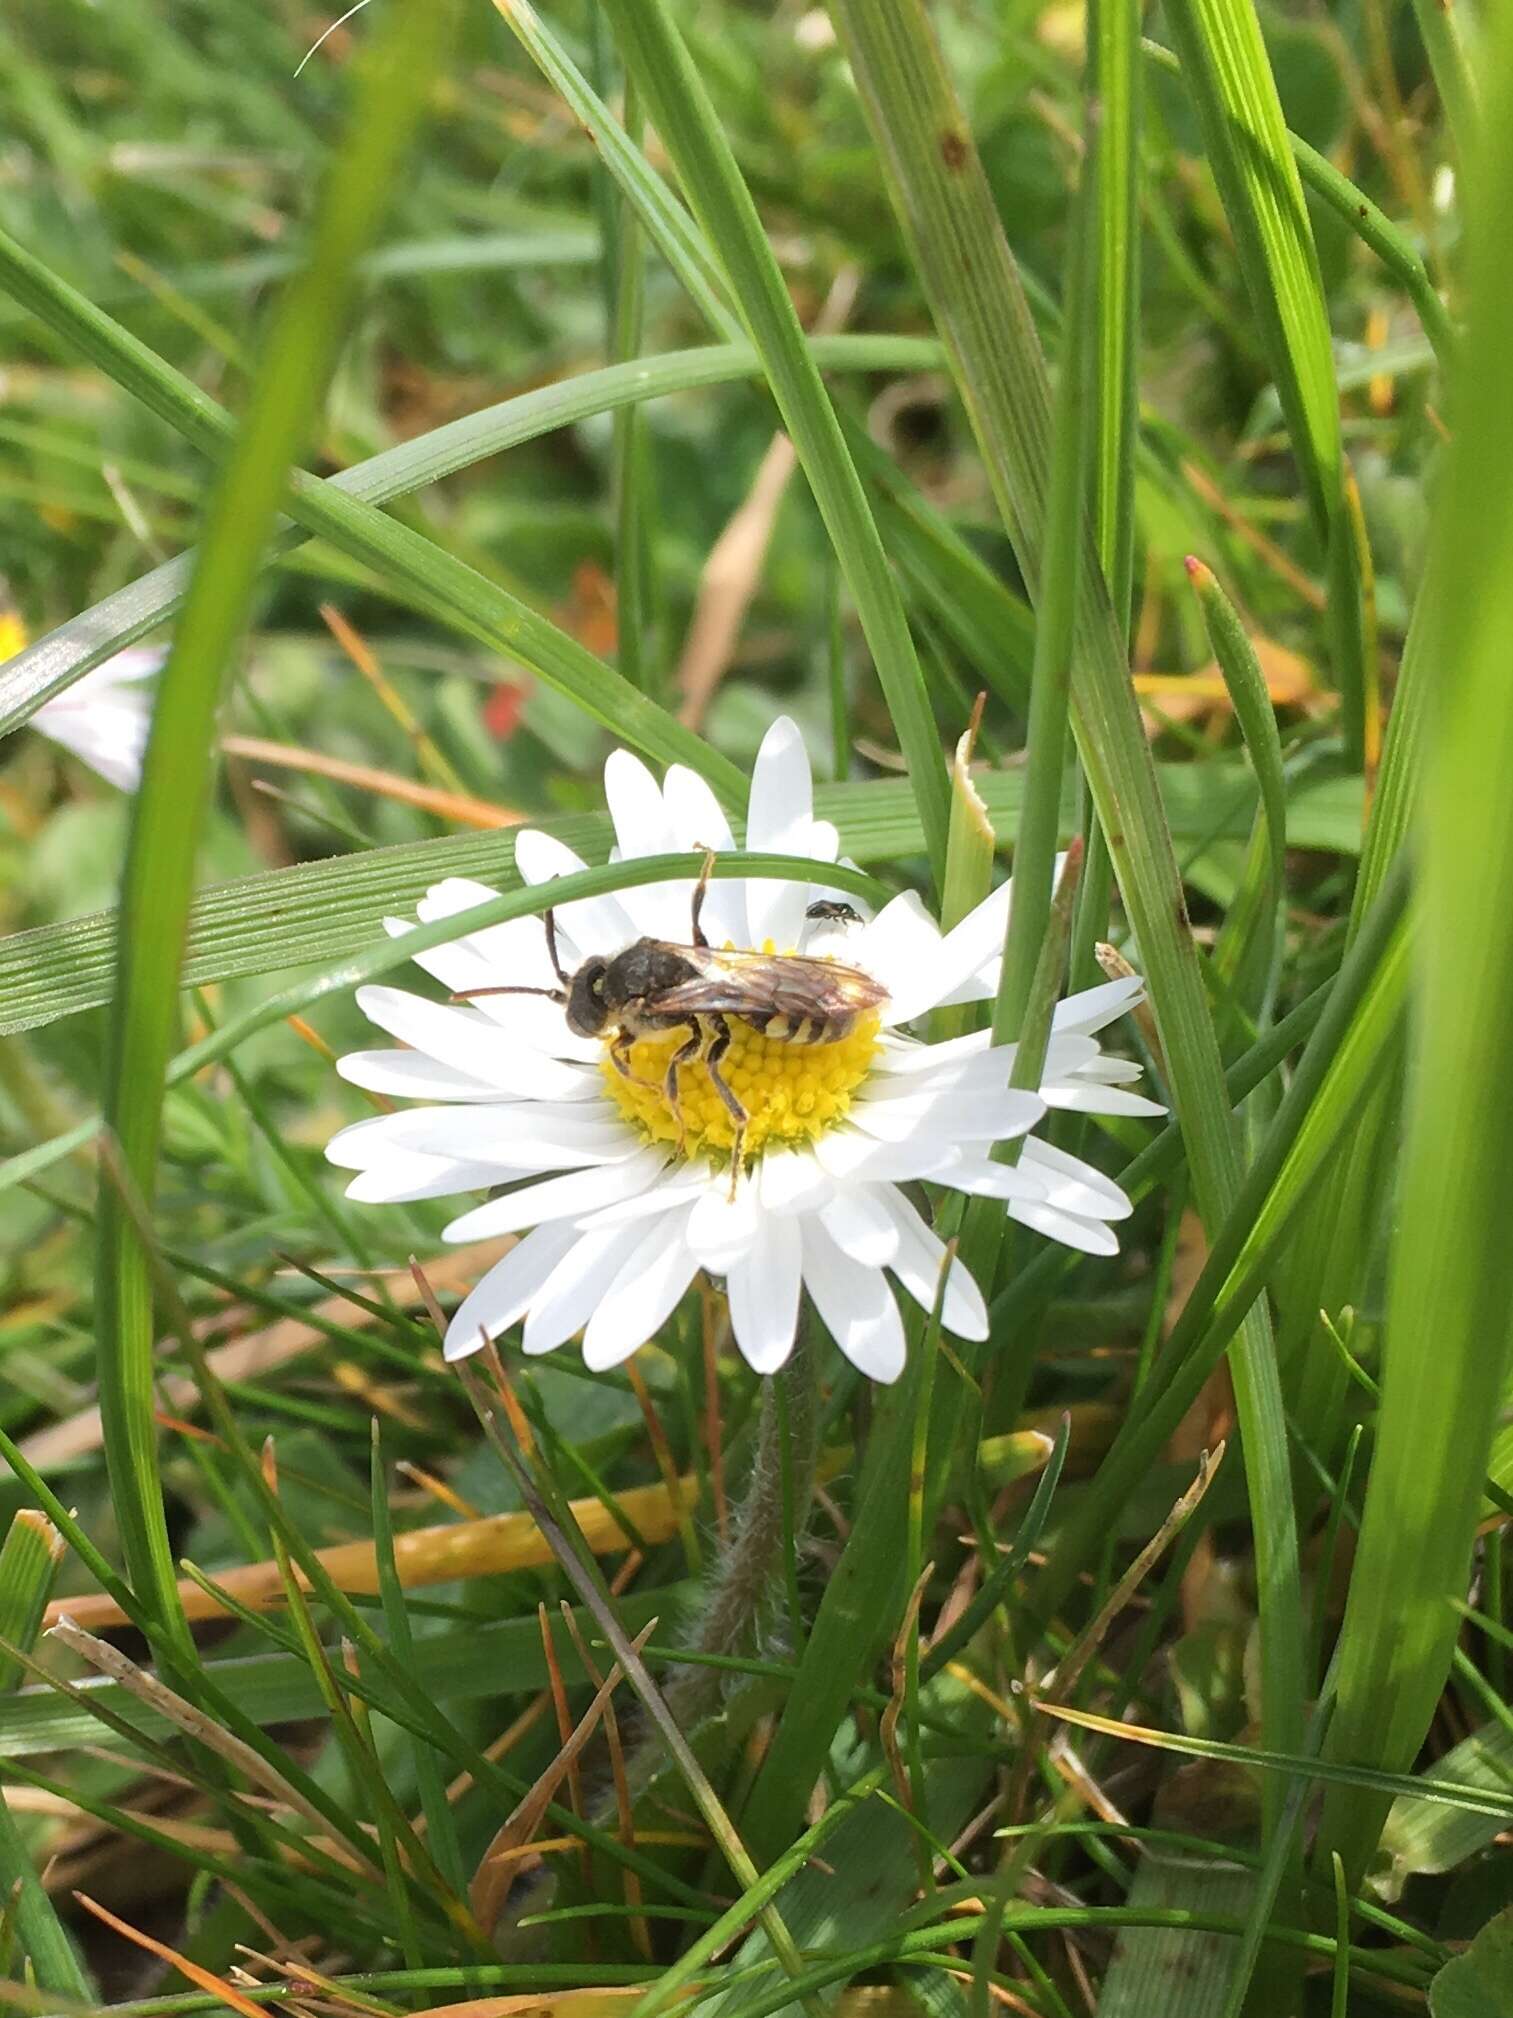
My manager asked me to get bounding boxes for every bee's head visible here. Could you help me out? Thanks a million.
[565,955,612,1037]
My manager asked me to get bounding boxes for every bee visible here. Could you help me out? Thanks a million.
[457,854,884,1178]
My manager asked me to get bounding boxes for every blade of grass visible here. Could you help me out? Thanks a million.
[0,222,741,802]
[1315,0,1513,1882]
[1093,0,1142,636]
[802,0,1308,1850]
[0,761,1366,1041]
[0,1512,92,2002]
[94,0,461,1657]
[370,1422,469,1906]
[1151,5,1338,542]
[596,0,951,886]
[1034,858,1410,1622]
[0,334,937,736]
[1137,36,1455,369]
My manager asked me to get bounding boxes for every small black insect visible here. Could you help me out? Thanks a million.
[457,854,885,1178]
[804,898,865,927]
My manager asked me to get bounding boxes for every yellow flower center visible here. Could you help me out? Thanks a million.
[601,1009,882,1167]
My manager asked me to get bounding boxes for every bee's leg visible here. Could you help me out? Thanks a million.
[701,1017,748,1198]
[662,1021,703,1153]
[607,1028,637,1080]
[689,848,716,949]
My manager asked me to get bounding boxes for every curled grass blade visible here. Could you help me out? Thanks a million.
[0,222,741,803]
[0,335,939,737]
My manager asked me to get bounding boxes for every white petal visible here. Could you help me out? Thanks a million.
[745,717,815,950]
[810,1129,961,1185]
[344,1153,510,1204]
[37,703,150,789]
[353,986,592,1101]
[873,1029,991,1075]
[326,1109,427,1169]
[1041,1082,1166,1117]
[757,1144,833,1215]
[339,1102,640,1171]
[337,1049,501,1102]
[513,829,637,957]
[1072,1055,1147,1085]
[662,764,746,945]
[850,892,944,1021]
[926,855,1070,1009]
[727,1215,802,1374]
[1018,1138,1134,1221]
[580,1168,713,1229]
[878,1186,990,1340]
[850,1086,1045,1145]
[581,1211,700,1368]
[687,1177,763,1272]
[818,1186,899,1266]
[603,749,689,938]
[800,1218,907,1383]
[441,1147,672,1242]
[1052,974,1146,1036]
[805,819,840,865]
[746,716,813,849]
[443,1222,582,1360]
[522,1223,655,1356]
[932,1155,1052,1206]
[1009,1199,1121,1256]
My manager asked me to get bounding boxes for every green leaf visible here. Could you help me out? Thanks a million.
[1431,1909,1513,2018]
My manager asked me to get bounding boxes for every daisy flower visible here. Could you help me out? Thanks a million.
[24,647,163,791]
[326,719,1162,1384]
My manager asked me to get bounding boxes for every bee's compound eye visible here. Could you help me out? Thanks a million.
[590,970,607,998]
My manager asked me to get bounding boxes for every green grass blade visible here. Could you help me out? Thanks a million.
[598,0,951,885]
[0,334,937,736]
[1138,36,1455,370]
[1152,0,1338,544]
[1187,557,1287,1010]
[813,0,1307,1841]
[493,0,742,344]
[93,0,460,1653]
[0,223,742,801]
[1316,0,1513,1881]
[369,1424,469,1905]
[0,1510,91,2001]
[1035,862,1410,1621]
[0,761,1365,1041]
[1092,0,1142,634]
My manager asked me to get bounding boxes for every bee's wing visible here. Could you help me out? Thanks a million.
[652,951,886,1024]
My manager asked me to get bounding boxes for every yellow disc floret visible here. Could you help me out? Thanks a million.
[601,1010,882,1166]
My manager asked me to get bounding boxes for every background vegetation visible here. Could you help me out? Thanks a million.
[0,0,1507,2012]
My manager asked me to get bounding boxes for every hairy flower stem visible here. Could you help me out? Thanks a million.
[667,1313,821,1723]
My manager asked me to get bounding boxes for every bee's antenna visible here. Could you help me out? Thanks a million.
[543,907,572,988]
[452,984,567,1005]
